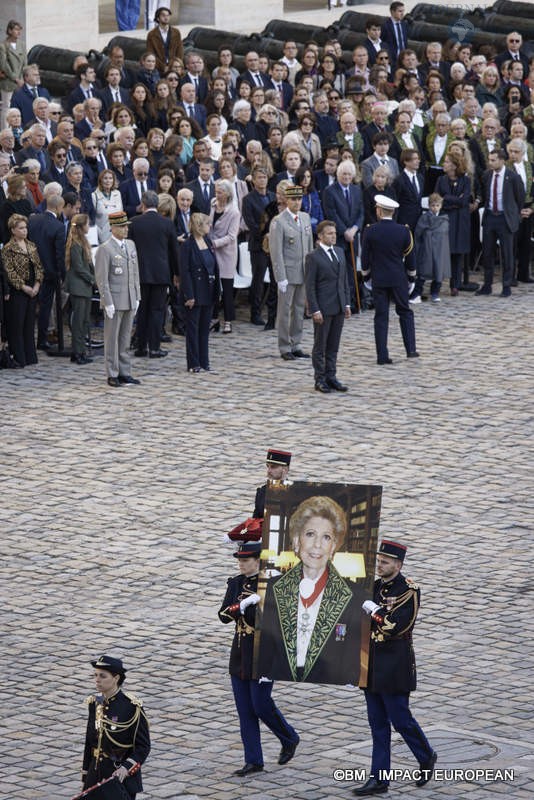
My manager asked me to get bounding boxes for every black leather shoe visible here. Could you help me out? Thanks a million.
[292,349,310,358]
[172,325,185,335]
[107,377,120,387]
[234,763,264,777]
[518,277,534,283]
[377,358,393,365]
[281,352,295,361]
[327,378,348,392]
[37,342,51,351]
[209,320,220,332]
[352,777,388,796]
[160,333,172,343]
[500,287,511,297]
[149,349,168,358]
[416,751,437,787]
[475,285,492,296]
[278,737,299,765]
[263,320,275,331]
[407,351,420,359]
[315,381,331,393]
[251,316,265,326]
[71,354,93,365]
[134,348,148,357]
[118,375,141,385]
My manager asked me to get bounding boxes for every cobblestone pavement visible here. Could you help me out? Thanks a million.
[1,282,533,800]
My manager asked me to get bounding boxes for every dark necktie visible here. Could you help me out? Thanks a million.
[344,187,351,210]
[31,86,38,99]
[328,247,338,262]
[492,172,499,211]
[203,183,209,204]
[412,175,419,195]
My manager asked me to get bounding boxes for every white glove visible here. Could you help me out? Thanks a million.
[258,676,273,683]
[240,593,261,613]
[278,279,288,293]
[408,282,415,295]
[364,280,373,292]
[104,304,115,319]
[362,600,381,615]
[222,534,233,545]
[135,299,140,313]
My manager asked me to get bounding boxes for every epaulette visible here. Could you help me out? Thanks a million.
[406,577,419,590]
[122,690,143,707]
[85,694,95,705]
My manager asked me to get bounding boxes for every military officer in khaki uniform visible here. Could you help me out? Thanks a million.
[269,185,314,361]
[95,211,141,387]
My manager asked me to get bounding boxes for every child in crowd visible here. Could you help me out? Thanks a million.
[414,193,450,302]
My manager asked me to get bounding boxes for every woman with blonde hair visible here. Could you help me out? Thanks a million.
[64,213,95,365]
[92,169,123,243]
[209,178,240,334]
[2,213,43,366]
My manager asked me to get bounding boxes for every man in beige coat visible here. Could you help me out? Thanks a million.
[95,211,141,387]
[269,185,314,360]
[0,20,26,130]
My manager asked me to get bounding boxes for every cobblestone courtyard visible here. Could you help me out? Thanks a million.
[1,286,532,799]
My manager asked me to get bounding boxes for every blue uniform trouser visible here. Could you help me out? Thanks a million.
[364,690,433,782]
[372,285,416,361]
[231,676,298,766]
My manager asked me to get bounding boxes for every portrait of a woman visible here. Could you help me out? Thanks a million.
[257,495,366,685]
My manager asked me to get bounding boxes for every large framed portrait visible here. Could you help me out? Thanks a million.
[253,481,382,685]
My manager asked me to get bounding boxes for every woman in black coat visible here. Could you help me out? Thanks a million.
[435,150,471,295]
[179,212,219,372]
[363,164,398,226]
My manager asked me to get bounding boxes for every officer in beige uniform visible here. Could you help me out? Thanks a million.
[95,211,141,387]
[269,185,314,361]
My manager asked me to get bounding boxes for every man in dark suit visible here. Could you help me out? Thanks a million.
[55,119,82,163]
[355,540,437,796]
[494,32,529,81]
[179,51,209,103]
[312,92,339,147]
[29,97,57,144]
[305,221,351,393]
[361,102,394,160]
[361,194,418,364]
[178,82,207,133]
[27,195,66,350]
[97,45,137,90]
[10,64,51,125]
[120,158,157,218]
[98,65,131,118]
[268,62,293,110]
[43,141,69,189]
[380,1,409,65]
[363,17,386,67]
[394,149,424,230]
[15,123,50,172]
[476,149,525,297]
[64,63,98,114]
[186,160,215,214]
[237,50,272,91]
[419,41,451,84]
[184,140,218,181]
[322,161,364,309]
[313,155,339,202]
[128,190,179,358]
[74,97,103,141]
[242,166,276,327]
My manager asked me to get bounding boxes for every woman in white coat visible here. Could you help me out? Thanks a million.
[209,179,241,334]
[92,169,123,243]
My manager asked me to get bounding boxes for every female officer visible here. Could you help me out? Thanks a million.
[82,655,150,799]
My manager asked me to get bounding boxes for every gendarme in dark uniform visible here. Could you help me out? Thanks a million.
[252,448,292,519]
[354,541,436,797]
[361,195,419,365]
[82,656,150,799]
[218,541,299,776]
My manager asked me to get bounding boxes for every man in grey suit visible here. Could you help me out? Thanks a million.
[360,132,400,189]
[95,211,141,387]
[269,185,314,361]
[305,221,352,393]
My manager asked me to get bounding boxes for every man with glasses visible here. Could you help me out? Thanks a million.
[375,50,392,78]
[44,140,69,188]
[495,32,529,80]
[120,157,157,218]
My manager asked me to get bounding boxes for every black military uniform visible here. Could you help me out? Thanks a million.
[82,656,150,800]
[252,448,292,519]
[355,541,436,797]
[218,541,299,775]
[361,195,418,365]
